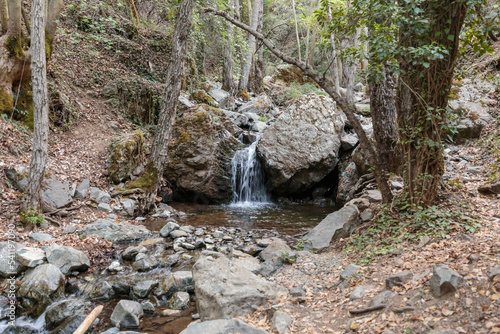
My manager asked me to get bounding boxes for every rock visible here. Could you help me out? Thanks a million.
[0,242,26,277]
[89,187,111,204]
[62,225,77,235]
[250,121,268,132]
[488,265,500,281]
[193,253,287,320]
[303,205,360,251]
[180,318,270,334]
[239,94,272,115]
[160,221,179,237]
[391,181,403,190]
[110,300,144,328]
[271,311,292,333]
[169,291,190,310]
[258,256,285,277]
[289,287,304,297]
[45,299,86,330]
[49,314,87,334]
[345,197,370,211]
[77,218,150,244]
[369,291,395,307]
[428,330,456,334]
[40,175,73,209]
[74,178,90,199]
[341,134,359,150]
[98,202,113,212]
[165,106,244,203]
[386,271,413,289]
[257,94,344,196]
[122,199,137,217]
[178,95,195,113]
[108,261,124,272]
[122,245,146,261]
[108,131,145,184]
[350,286,366,300]
[141,301,155,313]
[336,162,360,203]
[352,144,372,175]
[16,247,46,268]
[478,181,500,195]
[340,264,361,281]
[5,165,29,191]
[170,230,188,239]
[132,254,158,272]
[221,110,249,128]
[430,264,463,296]
[162,309,182,317]
[208,88,234,110]
[363,190,382,203]
[45,244,90,275]
[87,280,115,301]
[260,239,291,262]
[160,253,181,268]
[133,280,158,298]
[360,209,373,222]
[159,271,194,297]
[29,232,54,242]
[18,264,65,316]
[418,236,432,248]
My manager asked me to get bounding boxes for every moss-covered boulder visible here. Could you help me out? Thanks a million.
[165,105,243,203]
[108,131,145,184]
[191,89,219,107]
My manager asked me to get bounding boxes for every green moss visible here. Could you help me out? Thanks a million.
[5,34,25,59]
[126,161,159,192]
[45,31,53,59]
[0,88,13,113]
[15,81,34,129]
[191,90,217,106]
[238,90,249,101]
[179,129,191,143]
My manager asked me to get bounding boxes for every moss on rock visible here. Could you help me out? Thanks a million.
[108,131,145,184]
[5,34,25,59]
[126,160,159,192]
[191,89,218,107]
[0,88,13,114]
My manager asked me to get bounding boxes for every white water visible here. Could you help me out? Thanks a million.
[230,139,271,206]
[0,310,47,333]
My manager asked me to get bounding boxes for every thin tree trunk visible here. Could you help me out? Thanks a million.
[291,0,301,62]
[46,0,63,40]
[249,0,264,93]
[141,0,195,211]
[327,4,340,95]
[0,0,8,34]
[23,0,49,213]
[7,0,20,36]
[222,0,236,92]
[239,0,262,91]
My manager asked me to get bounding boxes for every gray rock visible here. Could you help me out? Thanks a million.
[170,230,188,239]
[350,286,366,300]
[178,95,195,113]
[122,245,146,261]
[108,261,124,272]
[340,264,361,281]
[336,161,360,204]
[169,291,190,310]
[289,287,304,297]
[368,291,395,307]
[41,176,73,209]
[260,239,291,262]
[89,187,111,204]
[29,232,53,242]
[488,265,500,281]
[132,254,158,272]
[345,197,370,211]
[430,264,463,296]
[16,247,46,268]
[341,134,359,150]
[18,264,65,316]
[428,330,456,334]
[160,221,180,237]
[303,205,360,251]
[77,219,150,244]
[239,95,272,115]
[108,213,118,219]
[62,225,77,235]
[110,300,144,328]
[222,110,249,127]
[193,253,287,320]
[208,88,233,110]
[45,299,86,330]
[257,94,344,196]
[160,253,181,268]
[5,165,29,191]
[133,280,158,298]
[182,243,195,250]
[258,256,285,277]
[271,311,292,333]
[49,314,88,334]
[98,203,113,212]
[0,242,26,277]
[386,271,413,289]
[180,318,269,334]
[251,121,268,132]
[75,179,90,199]
[122,199,137,217]
[360,209,373,222]
[87,281,115,301]
[141,301,155,313]
[108,132,145,184]
[364,190,382,203]
[391,181,403,190]
[45,244,90,275]
[159,271,194,297]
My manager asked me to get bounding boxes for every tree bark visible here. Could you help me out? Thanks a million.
[0,0,9,34]
[7,0,20,36]
[22,0,49,213]
[222,0,236,92]
[206,8,394,203]
[238,0,262,91]
[291,0,301,62]
[249,0,264,93]
[141,0,195,211]
[327,4,340,95]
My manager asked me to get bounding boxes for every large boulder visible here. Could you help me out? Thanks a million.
[45,244,90,275]
[303,205,360,251]
[0,242,26,277]
[193,252,287,321]
[180,319,269,334]
[108,131,145,184]
[208,87,234,110]
[238,94,272,115]
[17,264,65,316]
[77,219,150,244]
[165,106,244,203]
[257,94,344,196]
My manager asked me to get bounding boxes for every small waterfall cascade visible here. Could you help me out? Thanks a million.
[231,137,270,205]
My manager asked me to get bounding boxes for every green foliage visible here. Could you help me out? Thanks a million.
[20,210,45,226]
[294,239,304,251]
[280,251,295,263]
[345,203,481,264]
[286,82,324,101]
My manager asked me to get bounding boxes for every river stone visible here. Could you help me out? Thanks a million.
[303,205,360,251]
[271,311,292,334]
[132,253,158,272]
[350,286,366,300]
[110,300,144,328]
[133,280,158,298]
[368,291,395,307]
[180,318,270,334]
[386,271,413,289]
[260,238,291,262]
[159,271,194,297]
[18,264,65,316]
[87,280,115,301]
[239,94,273,115]
[16,247,46,268]
[75,178,90,199]
[89,187,111,204]
[122,199,137,217]
[193,252,287,320]
[45,244,90,275]
[160,221,179,237]
[257,94,344,196]
[222,110,249,128]
[41,175,73,209]
[108,131,145,184]
[29,232,54,242]
[77,218,150,244]
[251,121,268,132]
[170,230,188,239]
[169,291,190,310]
[45,299,86,330]
[0,242,26,277]
[165,105,244,203]
[430,264,463,296]
[208,87,233,109]
[122,245,146,261]
[340,264,361,281]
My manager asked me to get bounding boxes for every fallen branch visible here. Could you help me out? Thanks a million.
[349,304,386,315]
[43,216,61,226]
[45,205,82,216]
[73,305,103,334]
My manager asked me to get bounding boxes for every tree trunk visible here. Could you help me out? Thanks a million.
[7,0,20,36]
[342,27,359,104]
[369,64,400,173]
[46,0,63,52]
[0,0,8,34]
[327,4,340,95]
[222,0,236,92]
[291,0,301,62]
[249,0,263,93]
[22,0,49,213]
[141,0,195,211]
[396,0,467,206]
[238,0,262,91]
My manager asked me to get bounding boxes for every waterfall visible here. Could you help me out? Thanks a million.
[231,138,270,205]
